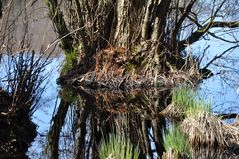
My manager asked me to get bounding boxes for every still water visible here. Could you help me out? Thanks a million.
[21,53,238,158]
[0,0,238,158]
[0,50,238,158]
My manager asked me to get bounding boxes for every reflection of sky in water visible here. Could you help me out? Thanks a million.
[28,55,64,157]
[149,127,157,159]
[200,76,239,114]
[32,55,64,132]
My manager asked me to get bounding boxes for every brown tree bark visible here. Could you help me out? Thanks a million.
[45,0,239,88]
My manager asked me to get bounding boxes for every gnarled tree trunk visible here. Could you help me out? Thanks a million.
[46,0,239,88]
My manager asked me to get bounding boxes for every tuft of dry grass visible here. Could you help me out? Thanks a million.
[181,111,226,147]
[223,124,239,146]
[162,149,181,159]
[160,103,182,119]
[181,111,239,156]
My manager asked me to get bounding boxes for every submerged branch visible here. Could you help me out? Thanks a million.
[216,113,239,120]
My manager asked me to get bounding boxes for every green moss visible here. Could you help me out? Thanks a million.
[61,47,78,75]
[125,62,136,72]
[59,87,77,103]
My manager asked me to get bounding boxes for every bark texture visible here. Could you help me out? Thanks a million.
[45,0,239,88]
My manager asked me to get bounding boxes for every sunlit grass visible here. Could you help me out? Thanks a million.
[172,85,211,117]
[99,133,139,159]
[185,98,211,117]
[163,125,191,158]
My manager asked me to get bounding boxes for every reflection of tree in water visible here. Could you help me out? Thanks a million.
[48,99,71,159]
[48,88,171,158]
[47,87,239,158]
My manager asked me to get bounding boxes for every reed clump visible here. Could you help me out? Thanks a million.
[99,133,139,159]
[0,50,51,157]
[162,125,191,159]
[161,85,239,154]
[160,85,210,119]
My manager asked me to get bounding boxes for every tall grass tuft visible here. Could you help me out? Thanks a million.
[172,85,211,117]
[99,133,139,159]
[163,125,191,158]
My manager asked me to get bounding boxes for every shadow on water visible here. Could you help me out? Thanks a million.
[0,50,52,158]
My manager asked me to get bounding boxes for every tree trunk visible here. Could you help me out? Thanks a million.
[45,0,74,52]
[46,0,238,88]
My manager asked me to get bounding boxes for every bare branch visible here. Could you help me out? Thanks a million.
[142,0,154,40]
[179,21,239,51]
[186,14,238,44]
[45,0,74,52]
[173,0,197,37]
[203,45,239,69]
[169,0,197,51]
[153,0,171,41]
